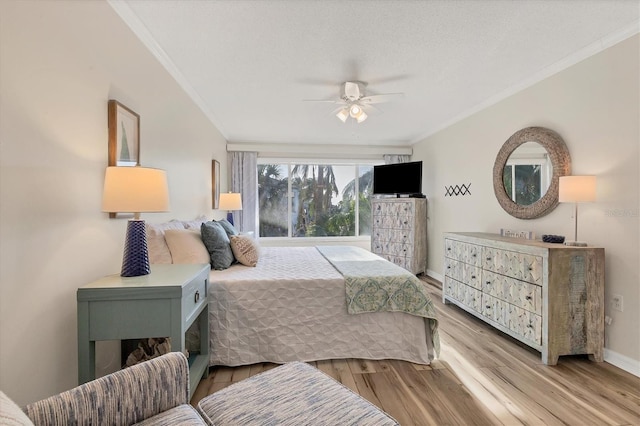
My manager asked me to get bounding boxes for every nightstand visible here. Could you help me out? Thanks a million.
[77,263,210,398]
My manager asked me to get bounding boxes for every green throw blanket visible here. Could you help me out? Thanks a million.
[317,246,440,357]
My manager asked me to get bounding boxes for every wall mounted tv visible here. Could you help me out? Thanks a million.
[373,161,423,196]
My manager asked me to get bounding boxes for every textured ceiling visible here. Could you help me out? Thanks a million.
[112,0,639,147]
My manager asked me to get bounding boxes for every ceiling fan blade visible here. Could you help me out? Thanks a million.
[360,93,404,104]
[363,104,383,115]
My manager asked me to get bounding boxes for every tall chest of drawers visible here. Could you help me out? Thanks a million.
[371,197,427,275]
[443,232,604,365]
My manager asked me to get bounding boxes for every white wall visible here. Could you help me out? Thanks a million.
[0,1,228,405]
[413,35,639,373]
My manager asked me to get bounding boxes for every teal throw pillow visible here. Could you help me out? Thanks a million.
[201,221,234,270]
[216,219,239,237]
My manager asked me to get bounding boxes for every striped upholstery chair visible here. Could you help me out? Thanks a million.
[197,362,399,426]
[22,352,204,425]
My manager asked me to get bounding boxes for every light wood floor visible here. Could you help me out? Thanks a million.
[192,278,640,425]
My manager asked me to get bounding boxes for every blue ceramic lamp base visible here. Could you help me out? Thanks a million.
[226,211,234,226]
[121,219,150,277]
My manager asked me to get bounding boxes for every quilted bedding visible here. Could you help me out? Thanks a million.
[208,246,435,366]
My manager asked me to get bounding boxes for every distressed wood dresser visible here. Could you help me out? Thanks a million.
[443,232,604,365]
[371,197,427,275]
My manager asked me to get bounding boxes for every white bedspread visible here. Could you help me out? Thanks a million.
[208,246,433,366]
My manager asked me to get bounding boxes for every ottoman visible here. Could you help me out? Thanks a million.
[196,362,399,425]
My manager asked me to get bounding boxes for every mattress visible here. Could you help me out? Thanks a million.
[208,246,433,366]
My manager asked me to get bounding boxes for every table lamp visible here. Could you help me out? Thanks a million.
[218,192,242,226]
[102,166,170,276]
[558,175,596,247]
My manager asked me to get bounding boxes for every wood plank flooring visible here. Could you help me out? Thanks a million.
[192,278,640,425]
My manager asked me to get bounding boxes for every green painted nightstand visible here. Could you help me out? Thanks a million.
[77,263,210,398]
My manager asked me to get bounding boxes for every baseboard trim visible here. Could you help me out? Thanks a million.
[604,349,640,377]
[426,269,443,283]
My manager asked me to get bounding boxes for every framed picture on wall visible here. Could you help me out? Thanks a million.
[108,100,140,167]
[212,160,220,209]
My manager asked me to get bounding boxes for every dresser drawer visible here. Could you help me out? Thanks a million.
[445,258,481,289]
[482,271,541,315]
[444,239,481,266]
[182,275,207,325]
[459,283,482,313]
[378,254,411,271]
[443,276,458,299]
[372,215,413,230]
[482,247,542,284]
[482,293,509,328]
[509,305,542,345]
[372,229,415,244]
[444,278,482,313]
[373,200,414,217]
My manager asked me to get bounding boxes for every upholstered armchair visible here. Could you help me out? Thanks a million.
[17,352,204,425]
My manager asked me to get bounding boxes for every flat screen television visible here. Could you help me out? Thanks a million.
[373,161,423,196]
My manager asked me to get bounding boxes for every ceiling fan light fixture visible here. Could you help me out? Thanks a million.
[336,108,349,123]
[356,110,368,123]
[349,104,362,118]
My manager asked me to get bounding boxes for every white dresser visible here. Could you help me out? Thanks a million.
[443,232,604,365]
[371,198,427,275]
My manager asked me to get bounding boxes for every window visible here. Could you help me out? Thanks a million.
[503,164,542,205]
[258,162,374,238]
[502,142,551,206]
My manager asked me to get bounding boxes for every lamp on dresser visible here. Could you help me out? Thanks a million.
[219,192,242,226]
[102,166,170,277]
[559,175,596,247]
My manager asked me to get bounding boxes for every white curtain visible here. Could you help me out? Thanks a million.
[228,151,258,234]
[383,154,411,164]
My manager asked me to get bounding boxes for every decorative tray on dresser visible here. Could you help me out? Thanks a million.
[443,232,604,365]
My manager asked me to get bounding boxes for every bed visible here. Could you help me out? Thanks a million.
[207,245,439,366]
[147,220,439,367]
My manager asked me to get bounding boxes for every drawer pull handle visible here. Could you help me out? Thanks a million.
[525,296,532,300]
[471,254,476,257]
[447,247,451,251]
[194,290,200,303]
[486,305,491,309]
[486,257,491,261]
[471,275,476,279]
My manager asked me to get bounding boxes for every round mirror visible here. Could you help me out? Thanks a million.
[493,127,571,219]
[502,142,551,206]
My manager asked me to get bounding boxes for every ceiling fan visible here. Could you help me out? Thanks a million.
[304,81,403,124]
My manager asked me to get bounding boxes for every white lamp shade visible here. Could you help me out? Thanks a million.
[102,166,170,213]
[558,175,596,203]
[219,192,242,210]
[336,108,349,123]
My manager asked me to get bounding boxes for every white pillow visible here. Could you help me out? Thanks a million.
[164,229,210,264]
[181,215,209,230]
[146,221,186,264]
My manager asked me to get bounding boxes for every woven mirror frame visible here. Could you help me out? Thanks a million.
[493,126,571,219]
